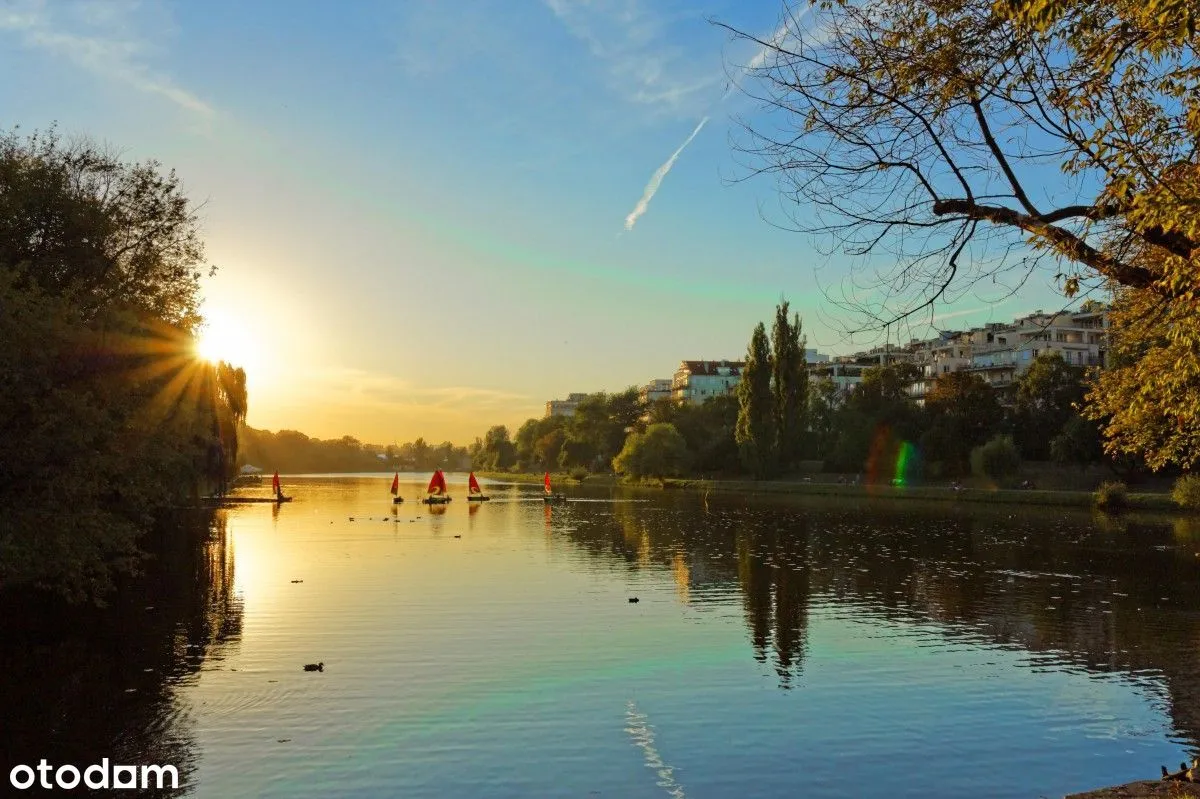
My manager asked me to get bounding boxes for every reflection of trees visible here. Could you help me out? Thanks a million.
[555,490,1200,744]
[735,517,811,686]
[573,494,812,688]
[0,510,243,797]
[736,525,773,664]
[771,519,810,685]
[799,503,1200,749]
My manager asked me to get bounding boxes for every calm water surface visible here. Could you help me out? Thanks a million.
[5,474,1200,798]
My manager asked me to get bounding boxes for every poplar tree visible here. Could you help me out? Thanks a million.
[771,301,807,471]
[736,322,777,477]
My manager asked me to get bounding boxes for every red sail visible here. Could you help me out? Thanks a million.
[544,471,552,494]
[390,473,399,495]
[468,472,482,495]
[427,469,447,496]
[272,471,281,494]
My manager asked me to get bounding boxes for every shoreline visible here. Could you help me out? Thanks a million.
[476,471,1182,513]
[1066,779,1200,797]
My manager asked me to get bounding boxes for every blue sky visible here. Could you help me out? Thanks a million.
[0,0,1066,443]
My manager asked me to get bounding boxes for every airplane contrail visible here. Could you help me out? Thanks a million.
[624,116,708,232]
[623,8,817,232]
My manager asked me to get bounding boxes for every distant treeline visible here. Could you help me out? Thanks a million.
[239,428,470,474]
[0,128,246,601]
[474,302,1125,486]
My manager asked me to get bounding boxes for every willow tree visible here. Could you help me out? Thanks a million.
[0,128,241,600]
[721,0,1200,467]
[736,322,777,477]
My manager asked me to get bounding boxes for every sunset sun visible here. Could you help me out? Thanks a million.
[195,308,259,372]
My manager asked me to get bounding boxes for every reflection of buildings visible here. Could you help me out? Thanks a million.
[671,553,690,605]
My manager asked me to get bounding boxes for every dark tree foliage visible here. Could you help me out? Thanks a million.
[0,129,249,601]
[0,127,207,328]
[922,371,1002,473]
[736,322,778,477]
[804,377,840,459]
[515,415,568,471]
[772,301,808,470]
[1011,352,1087,460]
[829,363,924,474]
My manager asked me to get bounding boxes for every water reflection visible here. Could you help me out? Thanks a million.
[6,479,1200,798]
[0,512,243,796]
[563,490,1200,748]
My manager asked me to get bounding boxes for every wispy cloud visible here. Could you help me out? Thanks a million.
[624,116,707,231]
[0,0,212,117]
[929,305,994,325]
[722,7,814,101]
[262,366,534,441]
[317,368,529,414]
[542,0,721,116]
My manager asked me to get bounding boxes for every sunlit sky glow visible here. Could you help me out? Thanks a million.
[0,0,1068,444]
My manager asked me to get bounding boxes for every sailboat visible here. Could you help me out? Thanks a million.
[542,471,565,502]
[390,472,404,504]
[466,472,490,502]
[422,468,452,505]
[272,471,292,503]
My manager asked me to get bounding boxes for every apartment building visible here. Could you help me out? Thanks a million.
[639,378,673,405]
[672,360,745,405]
[908,305,1109,403]
[545,392,589,418]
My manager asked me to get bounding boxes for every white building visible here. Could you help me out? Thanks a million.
[639,378,673,405]
[545,392,589,418]
[807,360,869,394]
[908,305,1109,403]
[671,360,744,405]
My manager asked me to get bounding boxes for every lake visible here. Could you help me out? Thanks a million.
[4,474,1200,798]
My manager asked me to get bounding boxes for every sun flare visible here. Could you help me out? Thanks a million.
[195,309,259,372]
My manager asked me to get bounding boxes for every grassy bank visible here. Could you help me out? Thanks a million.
[477,471,1182,513]
[658,477,1180,512]
[476,471,615,486]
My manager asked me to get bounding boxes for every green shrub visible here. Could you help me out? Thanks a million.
[612,423,690,480]
[1172,474,1200,511]
[969,434,1021,483]
[569,466,588,482]
[1094,480,1128,510]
